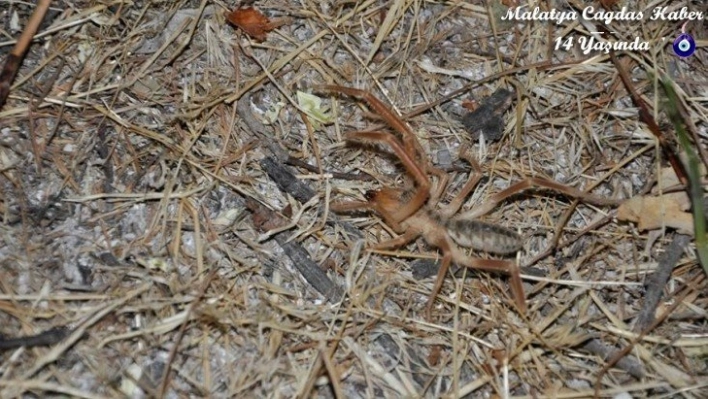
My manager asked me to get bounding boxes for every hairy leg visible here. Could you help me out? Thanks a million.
[450,247,527,314]
[320,85,443,224]
[442,154,484,218]
[315,85,428,164]
[425,239,527,316]
[425,238,454,320]
[427,165,449,207]
[461,177,624,220]
[371,230,421,250]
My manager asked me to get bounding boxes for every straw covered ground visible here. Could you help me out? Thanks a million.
[1,0,707,397]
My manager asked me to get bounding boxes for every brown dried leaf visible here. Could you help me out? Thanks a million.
[617,192,693,235]
[225,7,285,41]
[500,0,519,7]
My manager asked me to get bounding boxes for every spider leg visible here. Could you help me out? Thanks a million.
[451,249,527,314]
[425,237,526,317]
[330,199,374,213]
[319,85,453,223]
[461,177,624,220]
[323,85,449,206]
[316,85,428,163]
[427,166,449,207]
[343,131,430,224]
[425,238,454,320]
[442,153,483,218]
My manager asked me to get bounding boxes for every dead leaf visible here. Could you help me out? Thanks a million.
[225,7,286,41]
[617,192,693,235]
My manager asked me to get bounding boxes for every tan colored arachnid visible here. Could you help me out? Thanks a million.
[318,85,619,318]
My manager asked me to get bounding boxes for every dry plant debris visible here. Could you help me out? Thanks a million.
[0,0,706,397]
[225,7,288,42]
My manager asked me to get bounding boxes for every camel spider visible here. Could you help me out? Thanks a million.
[317,85,621,317]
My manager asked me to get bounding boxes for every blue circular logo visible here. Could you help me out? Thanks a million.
[673,33,696,57]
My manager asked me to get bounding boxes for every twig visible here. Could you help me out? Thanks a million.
[634,234,690,332]
[0,0,52,109]
[0,326,70,351]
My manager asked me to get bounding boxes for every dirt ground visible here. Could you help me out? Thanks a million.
[1,0,707,398]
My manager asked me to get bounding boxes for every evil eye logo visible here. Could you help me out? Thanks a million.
[673,33,696,57]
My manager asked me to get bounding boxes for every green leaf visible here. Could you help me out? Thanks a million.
[297,91,333,125]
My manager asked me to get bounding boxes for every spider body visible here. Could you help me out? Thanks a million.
[445,217,522,254]
[368,187,522,254]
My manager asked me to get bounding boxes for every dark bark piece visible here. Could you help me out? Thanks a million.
[634,234,690,332]
[274,233,345,302]
[461,88,514,142]
[260,156,362,238]
[261,157,316,204]
[247,199,344,303]
[0,326,71,351]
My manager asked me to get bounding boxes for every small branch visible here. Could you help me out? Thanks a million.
[607,51,688,187]
[634,234,690,332]
[0,326,70,351]
[582,338,645,379]
[0,0,52,109]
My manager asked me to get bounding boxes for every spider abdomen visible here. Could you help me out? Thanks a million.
[445,217,522,254]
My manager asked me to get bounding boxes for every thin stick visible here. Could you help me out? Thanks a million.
[0,326,70,351]
[634,234,690,332]
[0,0,52,109]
